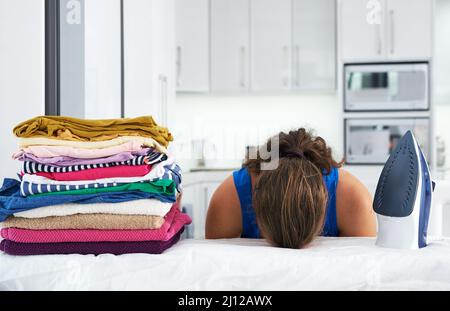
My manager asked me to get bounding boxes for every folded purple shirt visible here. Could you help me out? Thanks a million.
[0,228,184,256]
[15,149,152,167]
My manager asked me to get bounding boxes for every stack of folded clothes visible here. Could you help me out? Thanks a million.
[0,116,191,256]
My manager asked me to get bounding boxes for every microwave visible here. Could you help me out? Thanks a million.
[344,63,429,111]
[345,118,430,165]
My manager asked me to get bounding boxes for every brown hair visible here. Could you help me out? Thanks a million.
[244,128,343,249]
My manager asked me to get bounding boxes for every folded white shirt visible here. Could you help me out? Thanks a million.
[14,199,173,219]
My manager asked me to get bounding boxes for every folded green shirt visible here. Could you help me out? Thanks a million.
[31,179,175,198]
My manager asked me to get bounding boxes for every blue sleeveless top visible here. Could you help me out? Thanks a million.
[233,167,339,238]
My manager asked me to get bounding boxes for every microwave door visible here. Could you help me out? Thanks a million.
[346,71,391,111]
[345,118,430,164]
[345,63,429,111]
[347,127,390,164]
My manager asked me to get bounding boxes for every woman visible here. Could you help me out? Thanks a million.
[206,128,376,249]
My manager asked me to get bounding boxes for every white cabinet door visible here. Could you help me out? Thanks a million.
[123,0,175,126]
[175,0,209,92]
[386,0,432,61]
[210,0,250,92]
[292,0,336,91]
[200,182,221,238]
[181,181,220,239]
[250,0,292,91]
[123,0,156,118]
[339,0,387,62]
[151,0,175,127]
[0,0,45,180]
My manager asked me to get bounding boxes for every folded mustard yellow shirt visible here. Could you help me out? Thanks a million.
[13,115,173,147]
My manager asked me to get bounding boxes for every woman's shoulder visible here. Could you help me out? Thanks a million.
[205,174,243,239]
[335,168,377,236]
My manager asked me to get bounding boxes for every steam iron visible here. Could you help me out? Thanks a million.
[373,131,435,249]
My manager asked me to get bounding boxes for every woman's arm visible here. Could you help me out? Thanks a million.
[205,176,243,239]
[336,169,377,237]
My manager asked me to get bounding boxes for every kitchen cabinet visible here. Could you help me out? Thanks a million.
[386,0,432,61]
[292,0,336,90]
[340,0,386,62]
[83,0,122,119]
[123,0,175,126]
[178,0,337,93]
[250,0,292,91]
[182,171,228,238]
[182,181,221,239]
[210,0,250,92]
[175,0,209,92]
[339,0,432,62]
[150,0,176,127]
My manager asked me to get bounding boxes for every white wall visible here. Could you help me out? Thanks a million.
[0,0,45,179]
[172,93,340,169]
[174,93,449,170]
[436,105,450,170]
[434,0,450,169]
[435,0,450,106]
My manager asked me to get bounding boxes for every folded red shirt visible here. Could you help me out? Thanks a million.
[35,164,152,181]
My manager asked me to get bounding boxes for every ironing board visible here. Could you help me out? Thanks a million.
[1,237,450,290]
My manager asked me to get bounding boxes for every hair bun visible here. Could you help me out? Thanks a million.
[280,150,304,159]
[243,128,343,174]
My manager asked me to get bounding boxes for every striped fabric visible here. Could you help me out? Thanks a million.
[20,163,182,197]
[22,151,167,174]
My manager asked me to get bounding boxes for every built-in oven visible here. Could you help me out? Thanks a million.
[344,63,429,111]
[345,118,430,165]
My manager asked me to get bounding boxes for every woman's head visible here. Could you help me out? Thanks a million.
[244,128,342,249]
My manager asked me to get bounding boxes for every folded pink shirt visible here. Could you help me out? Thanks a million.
[14,141,149,159]
[1,205,192,243]
[35,164,152,181]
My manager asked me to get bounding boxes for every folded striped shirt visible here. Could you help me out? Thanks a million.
[23,151,167,174]
[20,163,182,197]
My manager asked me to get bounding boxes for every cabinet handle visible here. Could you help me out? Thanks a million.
[176,46,181,87]
[158,75,168,126]
[240,46,247,88]
[283,46,290,88]
[389,10,395,55]
[376,24,382,55]
[295,45,300,87]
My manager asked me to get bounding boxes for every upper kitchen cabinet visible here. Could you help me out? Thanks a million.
[176,0,210,92]
[339,0,433,62]
[123,0,175,126]
[339,0,387,62]
[210,0,250,92]
[177,0,337,92]
[250,0,292,91]
[386,0,433,61]
[292,0,336,91]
